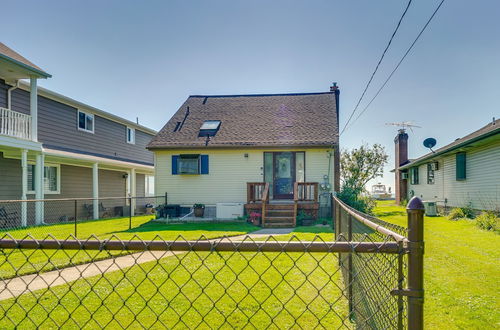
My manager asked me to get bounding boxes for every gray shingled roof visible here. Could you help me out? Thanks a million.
[400,118,500,169]
[0,42,51,78]
[147,92,339,149]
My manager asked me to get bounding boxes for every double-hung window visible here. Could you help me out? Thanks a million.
[172,154,209,175]
[27,164,60,194]
[127,127,135,144]
[410,167,419,185]
[78,110,94,133]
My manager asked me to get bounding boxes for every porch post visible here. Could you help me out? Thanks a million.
[130,168,136,217]
[30,77,38,142]
[21,149,28,227]
[35,153,44,224]
[92,163,99,219]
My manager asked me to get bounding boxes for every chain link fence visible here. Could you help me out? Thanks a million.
[0,195,424,329]
[0,196,165,238]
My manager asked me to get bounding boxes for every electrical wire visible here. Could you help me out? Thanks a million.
[340,0,413,136]
[345,0,446,132]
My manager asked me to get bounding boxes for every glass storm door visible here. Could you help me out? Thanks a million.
[273,152,295,199]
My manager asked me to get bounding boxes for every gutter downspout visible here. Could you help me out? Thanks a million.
[7,81,19,109]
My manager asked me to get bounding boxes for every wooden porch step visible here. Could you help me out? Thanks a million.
[263,222,295,228]
[266,209,294,217]
[265,216,294,223]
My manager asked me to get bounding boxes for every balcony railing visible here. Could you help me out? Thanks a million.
[0,107,32,140]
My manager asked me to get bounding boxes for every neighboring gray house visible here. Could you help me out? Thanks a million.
[0,42,156,224]
[394,118,500,211]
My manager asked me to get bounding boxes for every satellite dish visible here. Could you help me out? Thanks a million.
[423,138,437,152]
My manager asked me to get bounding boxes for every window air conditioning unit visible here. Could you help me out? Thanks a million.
[401,172,409,180]
[430,162,439,171]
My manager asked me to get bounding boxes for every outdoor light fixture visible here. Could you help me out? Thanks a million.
[244,153,249,158]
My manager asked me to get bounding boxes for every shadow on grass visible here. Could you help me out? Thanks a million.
[114,220,259,234]
[374,210,406,218]
[292,225,334,234]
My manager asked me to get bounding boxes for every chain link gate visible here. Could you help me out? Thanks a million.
[0,197,424,329]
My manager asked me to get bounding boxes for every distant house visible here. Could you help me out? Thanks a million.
[394,119,500,211]
[0,42,156,225]
[147,86,340,227]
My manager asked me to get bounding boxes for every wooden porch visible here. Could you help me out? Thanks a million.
[245,182,319,228]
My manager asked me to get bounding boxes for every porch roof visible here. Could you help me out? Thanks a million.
[0,42,51,79]
[148,92,339,149]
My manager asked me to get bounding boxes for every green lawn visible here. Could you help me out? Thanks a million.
[0,218,259,279]
[373,201,500,329]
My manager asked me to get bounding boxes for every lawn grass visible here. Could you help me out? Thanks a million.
[0,250,350,328]
[253,225,334,242]
[0,218,259,279]
[374,200,500,329]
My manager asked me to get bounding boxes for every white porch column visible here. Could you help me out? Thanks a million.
[130,168,136,217]
[21,149,28,227]
[30,77,38,142]
[92,163,99,219]
[35,153,44,224]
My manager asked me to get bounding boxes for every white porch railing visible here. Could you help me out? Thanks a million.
[0,107,32,140]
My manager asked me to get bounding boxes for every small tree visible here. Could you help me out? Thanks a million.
[338,143,388,214]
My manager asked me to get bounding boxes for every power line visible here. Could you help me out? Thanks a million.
[346,0,446,132]
[340,0,413,136]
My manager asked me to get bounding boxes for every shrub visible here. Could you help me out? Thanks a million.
[475,212,500,233]
[460,203,476,219]
[448,208,466,220]
[337,186,376,215]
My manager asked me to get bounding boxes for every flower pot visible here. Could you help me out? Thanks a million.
[194,207,205,218]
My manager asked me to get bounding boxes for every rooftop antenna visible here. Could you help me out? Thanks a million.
[385,121,422,133]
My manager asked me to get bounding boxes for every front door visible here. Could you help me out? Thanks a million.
[273,152,295,199]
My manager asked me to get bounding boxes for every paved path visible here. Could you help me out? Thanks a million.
[0,229,294,301]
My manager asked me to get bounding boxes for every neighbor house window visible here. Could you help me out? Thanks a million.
[145,175,155,196]
[78,110,94,133]
[172,154,209,175]
[427,163,435,184]
[456,152,466,180]
[410,167,419,185]
[127,127,135,144]
[27,164,60,194]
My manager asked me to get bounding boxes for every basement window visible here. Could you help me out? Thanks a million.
[198,120,221,137]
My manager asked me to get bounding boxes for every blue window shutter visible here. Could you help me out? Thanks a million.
[200,155,209,174]
[172,155,179,175]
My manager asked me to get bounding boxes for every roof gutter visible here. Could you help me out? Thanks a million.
[0,53,52,78]
[399,128,500,170]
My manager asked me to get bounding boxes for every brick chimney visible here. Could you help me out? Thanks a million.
[394,129,408,204]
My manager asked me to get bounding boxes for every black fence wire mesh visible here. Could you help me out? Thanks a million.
[0,195,423,329]
[0,196,165,238]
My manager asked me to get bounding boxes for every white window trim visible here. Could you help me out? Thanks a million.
[127,127,135,144]
[77,110,95,133]
[27,163,61,195]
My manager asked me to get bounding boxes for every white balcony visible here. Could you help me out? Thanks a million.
[0,107,32,141]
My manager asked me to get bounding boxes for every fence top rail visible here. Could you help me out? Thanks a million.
[0,238,404,254]
[333,195,408,243]
[0,196,164,203]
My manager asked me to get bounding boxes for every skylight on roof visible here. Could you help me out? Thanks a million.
[200,120,221,130]
[198,120,221,138]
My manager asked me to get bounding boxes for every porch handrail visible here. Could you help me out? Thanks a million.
[261,183,269,227]
[294,182,319,202]
[247,182,267,203]
[0,107,32,140]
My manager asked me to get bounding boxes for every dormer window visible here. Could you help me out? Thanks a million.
[198,120,221,137]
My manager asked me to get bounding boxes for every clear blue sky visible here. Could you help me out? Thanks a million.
[3,0,499,190]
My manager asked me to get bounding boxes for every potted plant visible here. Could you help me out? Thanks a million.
[193,203,205,217]
[249,212,261,226]
[297,210,314,226]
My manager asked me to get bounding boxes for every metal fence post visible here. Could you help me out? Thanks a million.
[129,197,132,230]
[347,213,353,319]
[407,197,425,330]
[74,199,78,237]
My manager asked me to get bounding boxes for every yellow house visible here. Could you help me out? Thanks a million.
[147,85,340,227]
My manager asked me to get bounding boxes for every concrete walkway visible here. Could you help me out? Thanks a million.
[0,229,294,301]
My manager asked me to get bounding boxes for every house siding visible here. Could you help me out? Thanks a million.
[407,141,500,210]
[0,152,22,200]
[0,82,154,165]
[154,148,334,205]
